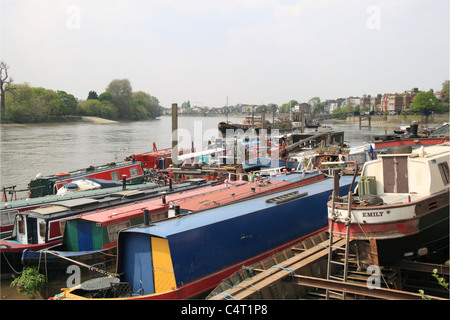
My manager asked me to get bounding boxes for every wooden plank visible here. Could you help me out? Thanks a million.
[292,274,447,300]
[209,238,345,300]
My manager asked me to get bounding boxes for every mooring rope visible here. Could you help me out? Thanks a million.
[39,249,118,277]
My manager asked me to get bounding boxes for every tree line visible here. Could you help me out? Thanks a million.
[0,63,162,123]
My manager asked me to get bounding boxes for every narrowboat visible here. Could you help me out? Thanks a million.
[23,169,325,290]
[1,179,217,274]
[328,143,449,266]
[28,160,145,198]
[1,198,114,274]
[0,181,161,239]
[125,146,191,169]
[55,173,357,300]
[22,201,170,292]
[373,123,449,150]
[218,117,261,134]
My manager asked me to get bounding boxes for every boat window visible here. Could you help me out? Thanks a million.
[107,221,131,243]
[130,167,138,177]
[0,210,17,227]
[18,217,25,234]
[111,171,120,181]
[39,221,46,238]
[438,162,449,185]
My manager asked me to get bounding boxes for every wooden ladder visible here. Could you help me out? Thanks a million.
[326,189,352,300]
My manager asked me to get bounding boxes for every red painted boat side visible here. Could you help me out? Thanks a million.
[374,138,449,149]
[54,163,144,190]
[329,219,419,240]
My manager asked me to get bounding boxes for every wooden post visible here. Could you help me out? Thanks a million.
[172,103,178,168]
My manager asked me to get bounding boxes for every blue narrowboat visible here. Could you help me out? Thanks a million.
[57,174,357,300]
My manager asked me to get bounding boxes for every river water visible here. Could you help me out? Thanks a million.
[0,116,401,192]
[0,115,401,299]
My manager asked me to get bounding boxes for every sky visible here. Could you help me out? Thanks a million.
[1,0,449,108]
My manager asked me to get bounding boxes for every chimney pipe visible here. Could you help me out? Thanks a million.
[143,209,150,226]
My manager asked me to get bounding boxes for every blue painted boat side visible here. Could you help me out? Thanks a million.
[22,246,106,261]
[117,175,357,294]
[124,175,351,237]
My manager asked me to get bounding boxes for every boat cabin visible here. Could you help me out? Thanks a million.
[359,144,450,200]
[61,203,169,252]
[11,198,118,245]
[28,161,145,198]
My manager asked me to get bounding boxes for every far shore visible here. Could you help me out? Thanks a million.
[1,113,448,127]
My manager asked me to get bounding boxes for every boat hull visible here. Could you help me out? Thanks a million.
[22,245,117,297]
[329,190,449,265]
[1,240,60,274]
[374,137,450,150]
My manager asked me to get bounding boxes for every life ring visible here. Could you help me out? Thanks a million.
[56,172,70,177]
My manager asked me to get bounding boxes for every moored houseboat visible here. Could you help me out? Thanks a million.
[328,143,449,265]
[21,201,169,293]
[23,170,325,292]
[54,173,357,300]
[0,181,161,239]
[1,179,217,274]
[28,161,146,198]
[373,123,449,151]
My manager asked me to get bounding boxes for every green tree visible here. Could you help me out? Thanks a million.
[57,90,78,115]
[410,91,445,114]
[280,100,298,113]
[79,99,118,119]
[133,91,162,119]
[106,79,132,97]
[5,84,49,122]
[10,267,45,299]
[255,104,267,114]
[87,90,98,100]
[106,79,133,119]
[98,92,112,101]
[440,80,449,105]
[410,91,446,124]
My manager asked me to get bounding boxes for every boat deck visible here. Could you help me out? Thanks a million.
[378,193,423,205]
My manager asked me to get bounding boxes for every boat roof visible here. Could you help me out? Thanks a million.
[429,123,449,137]
[1,181,159,210]
[27,205,69,215]
[75,181,241,224]
[120,174,354,239]
[27,198,100,215]
[377,142,450,159]
[78,202,168,225]
[74,172,322,224]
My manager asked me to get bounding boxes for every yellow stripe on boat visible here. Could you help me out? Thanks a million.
[151,237,176,293]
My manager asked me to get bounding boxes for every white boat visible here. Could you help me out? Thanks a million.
[327,143,449,265]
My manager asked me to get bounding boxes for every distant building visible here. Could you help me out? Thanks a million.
[378,89,419,114]
[360,95,371,110]
[239,104,255,114]
[292,103,311,121]
[370,94,382,112]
